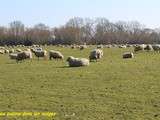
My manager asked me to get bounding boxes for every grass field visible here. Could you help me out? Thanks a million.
[0,46,160,120]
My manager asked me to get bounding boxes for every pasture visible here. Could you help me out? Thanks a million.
[0,46,160,120]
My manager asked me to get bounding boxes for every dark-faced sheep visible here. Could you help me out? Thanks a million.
[34,50,47,60]
[89,49,103,62]
[49,50,64,60]
[123,52,134,59]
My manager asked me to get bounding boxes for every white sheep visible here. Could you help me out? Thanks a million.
[89,49,103,62]
[9,53,18,60]
[152,44,160,51]
[49,50,64,60]
[67,56,89,67]
[15,49,32,62]
[34,49,47,60]
[123,52,134,59]
[134,44,146,52]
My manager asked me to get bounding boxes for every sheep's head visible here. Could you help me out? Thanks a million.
[67,56,74,62]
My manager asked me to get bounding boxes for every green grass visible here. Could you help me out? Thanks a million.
[0,46,160,120]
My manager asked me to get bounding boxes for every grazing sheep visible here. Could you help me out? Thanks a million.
[0,50,5,54]
[9,49,15,53]
[9,53,18,60]
[89,49,103,62]
[49,50,64,60]
[16,49,32,62]
[123,52,134,59]
[34,49,47,60]
[144,44,153,51]
[4,49,9,54]
[67,56,89,67]
[152,44,160,51]
[23,49,33,59]
[134,44,146,52]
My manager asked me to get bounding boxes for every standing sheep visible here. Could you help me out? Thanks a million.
[16,49,32,62]
[89,49,103,62]
[49,50,64,60]
[34,49,47,60]
[67,56,89,67]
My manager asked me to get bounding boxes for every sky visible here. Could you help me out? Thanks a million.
[0,0,159,28]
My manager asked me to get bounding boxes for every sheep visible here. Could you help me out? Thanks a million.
[49,50,64,60]
[34,49,47,60]
[4,49,9,54]
[0,50,5,54]
[67,56,89,67]
[119,45,127,48]
[80,45,87,50]
[97,45,103,49]
[23,49,33,59]
[89,49,103,62]
[15,49,32,62]
[105,45,112,48]
[134,44,146,52]
[16,48,22,52]
[123,52,134,59]
[9,53,18,60]
[144,44,153,51]
[152,44,160,52]
[9,49,15,53]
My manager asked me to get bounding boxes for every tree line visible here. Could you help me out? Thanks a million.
[0,17,160,46]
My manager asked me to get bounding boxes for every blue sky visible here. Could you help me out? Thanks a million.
[0,0,159,28]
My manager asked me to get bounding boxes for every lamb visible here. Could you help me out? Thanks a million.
[67,56,89,67]
[89,49,103,62]
[49,50,64,60]
[123,52,134,59]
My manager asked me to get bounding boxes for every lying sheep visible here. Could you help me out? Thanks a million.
[9,53,17,59]
[49,50,64,60]
[119,45,127,48]
[123,52,134,59]
[89,49,103,62]
[67,56,89,67]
